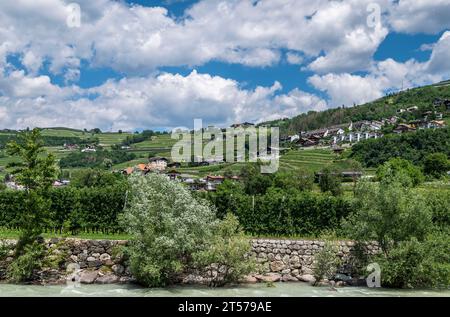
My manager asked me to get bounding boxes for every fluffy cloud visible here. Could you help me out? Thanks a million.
[0,70,327,130]
[0,0,395,76]
[389,0,450,34]
[426,31,450,75]
[1,0,450,130]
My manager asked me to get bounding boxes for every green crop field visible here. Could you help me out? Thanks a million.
[40,128,86,138]
[97,132,132,148]
[131,134,176,149]
[279,148,342,172]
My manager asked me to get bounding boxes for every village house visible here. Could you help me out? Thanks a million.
[428,120,447,129]
[122,167,134,176]
[148,157,168,171]
[296,137,319,148]
[332,132,381,145]
[393,124,416,134]
[81,145,97,153]
[64,143,79,150]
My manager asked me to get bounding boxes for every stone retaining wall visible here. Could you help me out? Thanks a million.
[0,238,379,285]
[249,239,379,284]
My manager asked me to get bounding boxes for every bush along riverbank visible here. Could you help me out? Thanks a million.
[0,238,379,287]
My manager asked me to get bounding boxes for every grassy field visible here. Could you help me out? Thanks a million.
[40,128,86,138]
[0,229,131,240]
[98,132,132,148]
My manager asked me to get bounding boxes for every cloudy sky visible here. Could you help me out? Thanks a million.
[0,0,449,131]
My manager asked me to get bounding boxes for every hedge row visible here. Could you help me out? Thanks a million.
[0,186,127,234]
[206,186,353,236]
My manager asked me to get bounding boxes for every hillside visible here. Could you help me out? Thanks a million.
[261,80,450,135]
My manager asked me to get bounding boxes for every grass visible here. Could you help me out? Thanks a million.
[97,132,132,148]
[0,229,131,240]
[40,128,86,138]
[0,228,350,242]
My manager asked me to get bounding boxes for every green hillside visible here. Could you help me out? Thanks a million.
[261,80,450,134]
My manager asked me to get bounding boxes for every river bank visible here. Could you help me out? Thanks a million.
[0,238,379,286]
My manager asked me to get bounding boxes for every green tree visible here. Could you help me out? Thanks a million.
[102,158,113,170]
[121,173,252,287]
[376,158,424,187]
[318,167,343,196]
[239,164,274,195]
[423,153,449,179]
[70,169,126,188]
[6,128,58,255]
[375,234,450,289]
[345,180,433,255]
[273,170,314,192]
[343,179,450,288]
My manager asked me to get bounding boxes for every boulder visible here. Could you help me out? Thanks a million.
[96,274,119,284]
[282,275,298,282]
[256,273,281,283]
[298,274,316,283]
[241,275,258,284]
[79,270,98,284]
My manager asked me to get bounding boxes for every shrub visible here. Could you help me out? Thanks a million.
[376,234,450,289]
[194,214,254,287]
[423,153,449,179]
[344,179,449,289]
[376,158,424,187]
[6,241,46,283]
[121,173,217,287]
[425,191,450,232]
[344,180,433,254]
[312,241,341,285]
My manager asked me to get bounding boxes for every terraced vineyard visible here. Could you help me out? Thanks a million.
[280,148,338,172]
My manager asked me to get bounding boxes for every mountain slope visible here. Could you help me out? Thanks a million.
[261,80,450,135]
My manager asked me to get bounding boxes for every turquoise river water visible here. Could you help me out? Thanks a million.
[0,283,449,297]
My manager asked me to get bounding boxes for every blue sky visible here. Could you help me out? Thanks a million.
[0,0,449,131]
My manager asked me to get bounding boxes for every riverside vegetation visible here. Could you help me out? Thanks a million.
[0,129,449,289]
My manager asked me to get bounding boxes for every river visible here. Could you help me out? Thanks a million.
[0,283,449,297]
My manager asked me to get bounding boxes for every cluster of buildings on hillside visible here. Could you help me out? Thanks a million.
[288,111,447,149]
[120,157,237,191]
